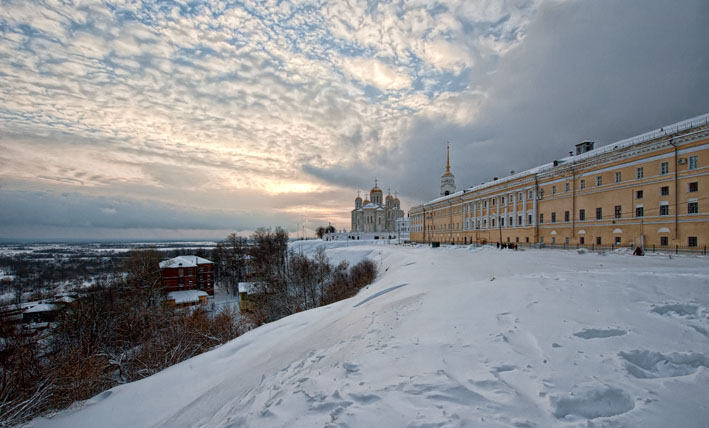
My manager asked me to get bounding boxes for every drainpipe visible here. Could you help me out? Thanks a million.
[534,174,540,244]
[422,207,426,244]
[571,166,576,239]
[669,138,679,240]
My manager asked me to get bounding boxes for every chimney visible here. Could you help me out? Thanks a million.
[575,141,595,155]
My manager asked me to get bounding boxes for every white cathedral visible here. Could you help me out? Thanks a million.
[351,180,405,233]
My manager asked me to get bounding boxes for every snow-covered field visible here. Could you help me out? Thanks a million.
[31,243,709,427]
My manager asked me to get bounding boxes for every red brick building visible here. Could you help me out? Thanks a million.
[159,256,215,296]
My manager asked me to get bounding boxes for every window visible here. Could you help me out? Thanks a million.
[689,155,698,170]
[551,212,556,223]
[526,237,529,243]
[552,185,556,195]
[518,215,522,225]
[565,237,569,245]
[660,162,669,175]
[492,198,496,206]
[580,236,585,245]
[615,237,621,245]
[552,237,556,244]
[509,216,513,226]
[596,207,602,220]
[501,196,505,204]
[688,236,698,247]
[580,179,585,189]
[636,206,644,217]
[491,218,495,227]
[688,202,698,214]
[596,176,602,186]
[579,209,585,221]
[565,182,570,192]
[518,192,523,202]
[484,200,487,208]
[615,205,622,219]
[637,167,644,179]
[539,189,544,199]
[660,204,669,216]
[528,190,533,199]
[596,237,602,245]
[564,211,570,222]
[689,182,698,192]
[539,213,544,224]
[615,171,622,183]
[528,214,533,225]
[636,190,644,199]
[660,186,670,196]
[660,236,668,246]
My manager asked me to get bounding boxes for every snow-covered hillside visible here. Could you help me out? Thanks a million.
[32,243,709,427]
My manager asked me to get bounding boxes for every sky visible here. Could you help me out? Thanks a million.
[1,0,708,241]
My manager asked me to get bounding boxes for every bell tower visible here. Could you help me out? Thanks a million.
[440,143,456,196]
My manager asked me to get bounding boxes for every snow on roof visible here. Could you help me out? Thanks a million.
[421,112,709,207]
[160,255,213,269]
[238,282,259,294]
[167,290,209,304]
[25,303,59,313]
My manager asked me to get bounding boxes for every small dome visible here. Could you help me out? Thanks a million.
[393,196,400,201]
[355,195,362,201]
[385,193,393,200]
[370,186,383,194]
[363,198,370,204]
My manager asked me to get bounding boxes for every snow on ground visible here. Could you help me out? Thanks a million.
[31,244,709,428]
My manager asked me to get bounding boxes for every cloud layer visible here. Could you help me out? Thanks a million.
[0,0,707,240]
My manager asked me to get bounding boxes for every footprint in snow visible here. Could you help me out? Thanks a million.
[573,328,627,339]
[343,362,360,373]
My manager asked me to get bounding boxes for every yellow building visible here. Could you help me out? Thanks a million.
[410,114,709,251]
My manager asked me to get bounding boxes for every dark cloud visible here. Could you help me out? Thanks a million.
[0,190,296,240]
[369,0,709,202]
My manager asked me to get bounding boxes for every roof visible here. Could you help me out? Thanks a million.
[160,255,213,269]
[238,282,259,294]
[167,290,209,304]
[53,295,76,303]
[25,303,59,313]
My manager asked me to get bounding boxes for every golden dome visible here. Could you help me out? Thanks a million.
[370,186,383,194]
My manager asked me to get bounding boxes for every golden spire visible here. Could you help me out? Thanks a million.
[446,142,451,173]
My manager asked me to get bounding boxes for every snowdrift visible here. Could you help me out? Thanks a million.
[32,243,709,427]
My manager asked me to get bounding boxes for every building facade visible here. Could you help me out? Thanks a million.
[160,255,215,296]
[395,217,411,242]
[410,114,709,250]
[351,180,405,233]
